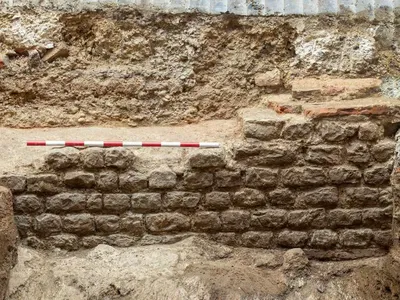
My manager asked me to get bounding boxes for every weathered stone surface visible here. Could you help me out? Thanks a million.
[371,140,395,162]
[281,120,313,140]
[106,234,138,247]
[86,193,103,212]
[347,142,371,165]
[296,187,338,209]
[339,229,373,248]
[95,215,120,233]
[14,215,33,238]
[282,248,309,272]
[104,148,133,169]
[277,230,308,247]
[120,213,145,235]
[305,145,343,165]
[97,171,119,192]
[81,236,107,248]
[164,192,200,209]
[45,148,80,170]
[183,171,213,189]
[288,209,326,229]
[14,195,43,213]
[212,232,237,246]
[0,175,26,193]
[241,231,274,248]
[187,150,225,168]
[62,214,95,235]
[254,69,281,87]
[119,171,148,192]
[309,230,338,248]
[64,171,95,188]
[373,230,392,248]
[46,193,86,213]
[319,121,358,142]
[358,122,383,141]
[379,188,393,207]
[47,234,79,251]
[328,166,362,184]
[103,194,131,213]
[215,170,242,187]
[130,193,162,212]
[362,207,392,229]
[27,174,60,194]
[282,167,326,187]
[34,214,62,236]
[43,42,69,62]
[81,148,104,169]
[192,212,221,231]
[204,192,231,210]
[245,168,278,188]
[327,209,362,228]
[233,142,263,160]
[220,210,251,231]
[341,187,379,207]
[269,188,295,208]
[251,209,287,229]
[233,188,265,207]
[145,213,190,232]
[364,165,391,185]
[149,166,177,189]
[243,122,282,141]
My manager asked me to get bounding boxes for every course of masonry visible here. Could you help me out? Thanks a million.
[1,77,398,260]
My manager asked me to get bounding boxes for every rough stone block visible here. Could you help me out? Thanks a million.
[379,188,393,207]
[183,171,213,189]
[328,166,362,184]
[339,229,373,248]
[64,171,95,188]
[97,171,119,192]
[86,193,103,212]
[245,168,278,188]
[62,214,95,235]
[34,214,62,237]
[373,230,392,248]
[46,234,79,251]
[130,193,162,212]
[192,212,221,231]
[45,148,80,170]
[358,122,384,141]
[27,174,60,194]
[145,213,190,233]
[233,188,265,207]
[220,210,251,231]
[104,148,133,169]
[204,192,231,210]
[215,170,242,187]
[282,167,326,187]
[251,209,287,229]
[371,140,395,162]
[106,234,138,247]
[14,195,43,213]
[81,236,107,248]
[164,192,200,209]
[347,142,371,165]
[269,188,295,208]
[319,121,358,142]
[327,209,362,228]
[309,230,338,249]
[341,187,379,208]
[281,119,313,140]
[119,171,148,192]
[287,209,326,229]
[187,150,226,168]
[103,194,131,213]
[95,215,120,233]
[256,143,297,166]
[254,69,281,87]
[364,165,391,185]
[46,193,86,213]
[362,207,392,229]
[81,148,104,169]
[212,232,238,246]
[296,187,338,208]
[241,231,274,248]
[149,166,177,189]
[305,145,344,165]
[233,142,263,160]
[277,230,308,247]
[243,122,282,141]
[0,175,26,193]
[120,213,144,235]
[14,215,33,238]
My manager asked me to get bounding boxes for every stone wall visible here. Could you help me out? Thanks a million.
[0,105,396,259]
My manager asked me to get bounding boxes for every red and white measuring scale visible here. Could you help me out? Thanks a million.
[27,141,220,148]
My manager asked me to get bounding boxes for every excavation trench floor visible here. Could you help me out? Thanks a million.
[0,119,238,174]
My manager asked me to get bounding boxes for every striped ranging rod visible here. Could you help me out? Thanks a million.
[27,141,220,148]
